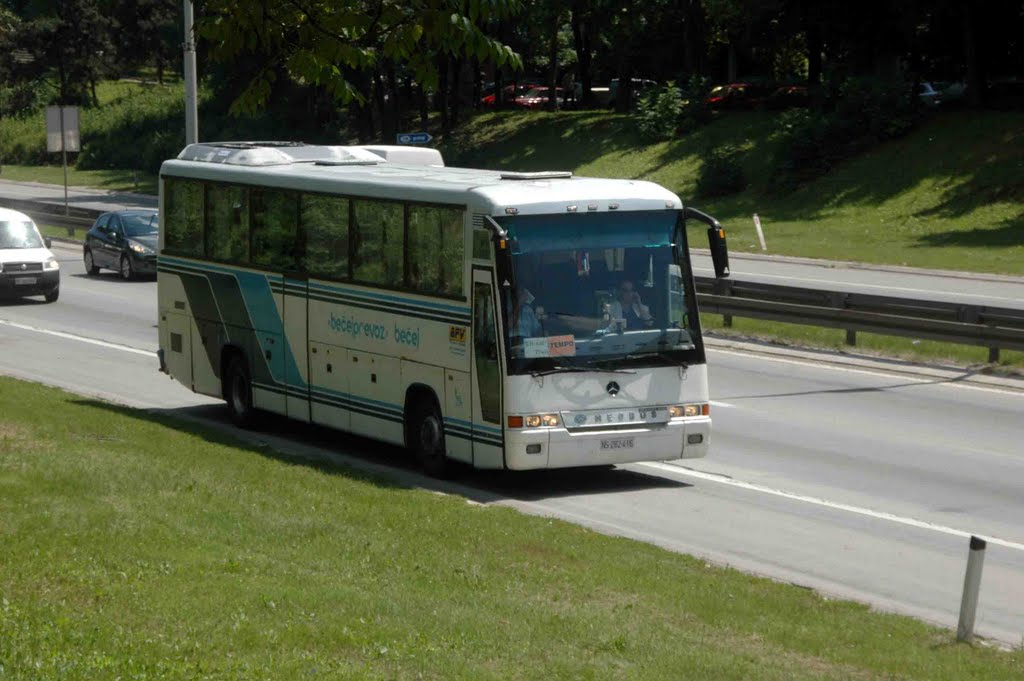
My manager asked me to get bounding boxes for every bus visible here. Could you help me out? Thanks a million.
[157,141,729,476]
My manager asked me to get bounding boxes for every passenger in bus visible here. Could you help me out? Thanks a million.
[514,287,544,338]
[606,280,653,330]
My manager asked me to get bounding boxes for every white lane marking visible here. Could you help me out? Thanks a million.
[640,461,1024,553]
[692,266,1024,305]
[710,400,735,408]
[708,347,1024,398]
[0,319,154,357]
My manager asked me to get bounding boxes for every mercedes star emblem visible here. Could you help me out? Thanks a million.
[606,381,620,396]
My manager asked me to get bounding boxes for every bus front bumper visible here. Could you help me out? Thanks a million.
[503,417,711,470]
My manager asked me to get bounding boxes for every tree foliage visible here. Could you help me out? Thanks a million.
[194,0,523,116]
[0,0,115,105]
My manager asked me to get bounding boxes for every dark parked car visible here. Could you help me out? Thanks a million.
[83,209,158,280]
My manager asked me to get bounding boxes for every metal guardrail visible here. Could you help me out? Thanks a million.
[695,276,1024,362]
[4,197,97,231]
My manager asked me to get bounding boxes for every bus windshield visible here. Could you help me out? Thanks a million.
[496,210,702,374]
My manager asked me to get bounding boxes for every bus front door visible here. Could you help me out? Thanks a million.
[471,269,504,468]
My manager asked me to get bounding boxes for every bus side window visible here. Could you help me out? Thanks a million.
[352,199,403,287]
[164,178,203,256]
[251,189,299,270]
[407,206,442,293]
[205,183,249,263]
[438,208,464,297]
[301,194,350,280]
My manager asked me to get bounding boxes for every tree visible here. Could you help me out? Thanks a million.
[194,0,523,118]
[1,0,115,105]
[113,0,179,83]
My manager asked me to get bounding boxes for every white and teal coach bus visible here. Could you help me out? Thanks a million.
[157,141,730,476]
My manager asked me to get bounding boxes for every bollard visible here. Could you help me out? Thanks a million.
[956,535,986,643]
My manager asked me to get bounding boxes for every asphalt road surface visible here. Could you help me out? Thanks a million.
[2,242,1024,644]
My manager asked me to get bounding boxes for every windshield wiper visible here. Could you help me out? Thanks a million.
[530,364,635,377]
[623,351,690,368]
[530,365,592,377]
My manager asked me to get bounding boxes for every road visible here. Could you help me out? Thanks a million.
[2,241,1024,645]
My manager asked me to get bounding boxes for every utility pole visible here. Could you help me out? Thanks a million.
[183,0,199,145]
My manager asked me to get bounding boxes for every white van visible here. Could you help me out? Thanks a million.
[0,207,60,303]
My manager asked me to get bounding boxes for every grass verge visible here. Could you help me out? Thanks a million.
[38,223,87,242]
[0,164,157,195]
[1,376,1022,679]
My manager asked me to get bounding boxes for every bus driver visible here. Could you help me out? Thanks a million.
[606,280,653,330]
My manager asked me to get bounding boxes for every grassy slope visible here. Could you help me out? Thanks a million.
[0,165,157,194]
[449,110,1024,275]
[2,377,1023,679]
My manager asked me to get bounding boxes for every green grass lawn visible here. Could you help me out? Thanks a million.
[0,164,157,195]
[38,222,87,242]
[1,377,1022,679]
[450,109,1024,275]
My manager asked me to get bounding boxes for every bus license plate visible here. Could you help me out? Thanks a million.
[601,437,634,450]
[14,277,37,285]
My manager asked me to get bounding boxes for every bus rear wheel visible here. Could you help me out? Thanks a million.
[411,400,450,478]
[225,355,256,428]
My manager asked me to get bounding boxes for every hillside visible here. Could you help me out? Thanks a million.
[448,110,1024,275]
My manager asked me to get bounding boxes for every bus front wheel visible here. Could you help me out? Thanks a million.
[225,355,256,428]
[411,400,450,478]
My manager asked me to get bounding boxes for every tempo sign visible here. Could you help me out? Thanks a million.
[46,106,80,153]
[396,132,432,145]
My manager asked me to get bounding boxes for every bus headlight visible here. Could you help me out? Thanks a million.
[510,413,561,428]
[669,404,708,418]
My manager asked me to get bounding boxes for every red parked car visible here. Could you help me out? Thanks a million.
[514,86,566,109]
[480,82,542,108]
[706,83,772,109]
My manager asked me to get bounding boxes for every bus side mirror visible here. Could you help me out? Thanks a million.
[707,225,730,279]
[683,206,730,279]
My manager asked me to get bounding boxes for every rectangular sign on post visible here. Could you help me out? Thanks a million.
[396,132,432,145]
[45,106,80,152]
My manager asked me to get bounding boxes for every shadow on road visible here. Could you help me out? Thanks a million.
[717,370,991,402]
[72,398,690,503]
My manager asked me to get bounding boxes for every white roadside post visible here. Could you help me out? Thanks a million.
[753,213,767,251]
[45,105,80,230]
[183,0,199,145]
[956,535,987,643]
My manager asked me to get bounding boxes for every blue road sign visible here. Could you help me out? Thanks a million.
[396,132,433,145]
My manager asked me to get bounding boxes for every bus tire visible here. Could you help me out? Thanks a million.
[410,399,450,478]
[225,354,256,428]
